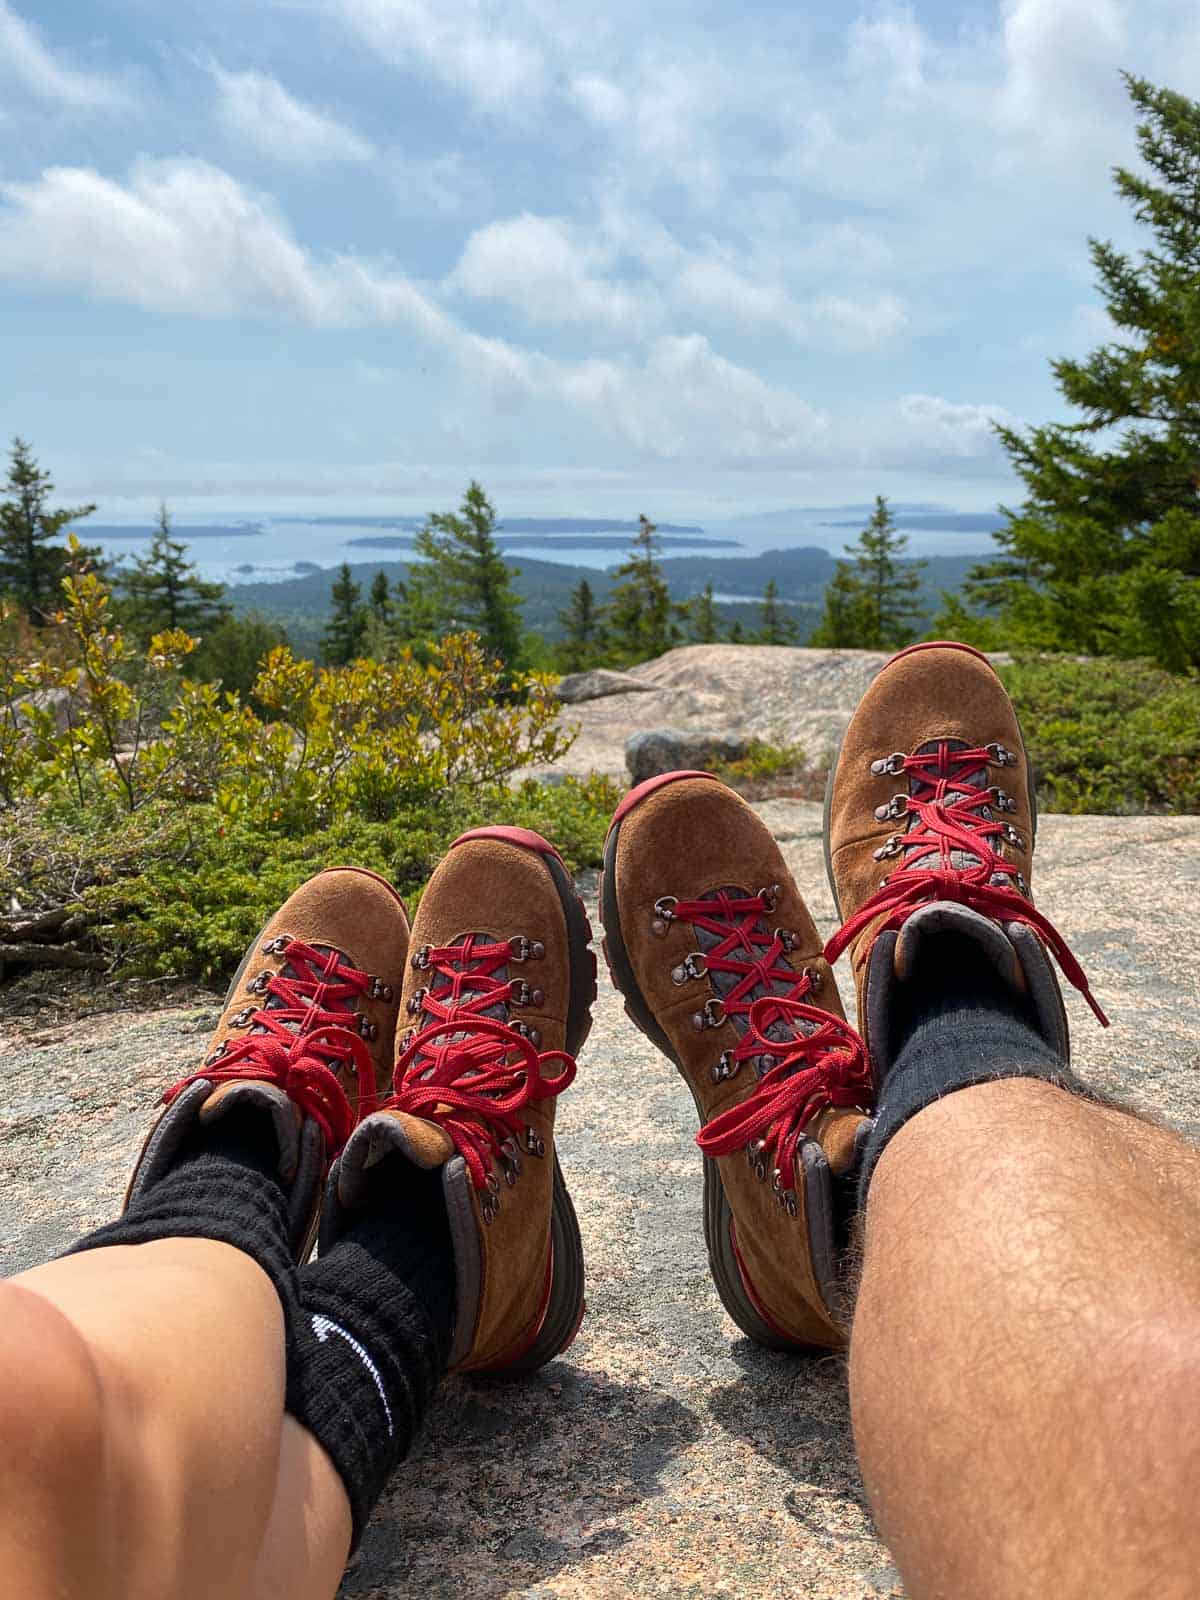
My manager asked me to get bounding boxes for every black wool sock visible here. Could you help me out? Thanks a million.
[66,1106,295,1293]
[857,933,1071,1207]
[69,1110,456,1550]
[286,1154,456,1549]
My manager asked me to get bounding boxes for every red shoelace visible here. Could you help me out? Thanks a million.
[382,935,576,1192]
[823,742,1108,1025]
[163,939,378,1156]
[661,890,872,1186]
[697,994,872,1193]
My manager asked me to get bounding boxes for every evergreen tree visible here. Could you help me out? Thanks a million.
[756,578,799,644]
[603,514,682,665]
[557,578,601,672]
[368,570,394,629]
[965,76,1200,670]
[690,581,721,643]
[810,565,871,647]
[123,504,229,637]
[412,481,524,669]
[322,563,368,665]
[728,619,745,643]
[0,438,98,623]
[810,497,924,649]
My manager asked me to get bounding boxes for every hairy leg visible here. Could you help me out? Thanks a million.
[3,1240,351,1600]
[851,1078,1200,1600]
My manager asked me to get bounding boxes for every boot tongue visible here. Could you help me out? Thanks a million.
[893,901,1026,995]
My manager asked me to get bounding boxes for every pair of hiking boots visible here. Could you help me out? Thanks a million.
[126,642,1104,1369]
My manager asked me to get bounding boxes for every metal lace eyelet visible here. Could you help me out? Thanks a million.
[774,927,798,952]
[1003,825,1025,848]
[801,965,824,992]
[523,1125,546,1158]
[248,970,272,995]
[712,1049,741,1084]
[748,1138,768,1181]
[358,1016,378,1042]
[411,946,431,970]
[261,934,293,956]
[990,787,1017,813]
[671,951,707,985]
[870,752,907,777]
[205,1040,229,1066]
[481,1196,498,1225]
[756,883,783,914]
[691,996,726,1032]
[874,793,909,822]
[653,896,678,924]
[986,741,1019,768]
[229,1007,255,1028]
[873,834,905,861]
[406,987,428,1016]
[369,977,394,1002]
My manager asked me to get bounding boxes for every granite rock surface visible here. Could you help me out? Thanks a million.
[2,801,1196,1599]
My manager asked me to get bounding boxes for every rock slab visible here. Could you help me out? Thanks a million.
[625,727,752,784]
[2,803,1198,1599]
[555,669,658,705]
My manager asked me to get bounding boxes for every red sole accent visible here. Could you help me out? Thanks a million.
[883,638,995,670]
[451,824,567,866]
[605,769,720,839]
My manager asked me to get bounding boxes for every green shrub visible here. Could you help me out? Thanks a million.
[999,655,1200,813]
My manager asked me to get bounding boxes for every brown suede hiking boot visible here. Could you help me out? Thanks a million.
[824,640,1107,1075]
[600,772,873,1351]
[126,867,410,1258]
[322,826,595,1376]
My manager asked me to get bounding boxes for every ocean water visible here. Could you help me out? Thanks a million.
[82,511,999,586]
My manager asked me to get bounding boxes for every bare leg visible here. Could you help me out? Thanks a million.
[2,1239,351,1600]
[851,1079,1200,1600]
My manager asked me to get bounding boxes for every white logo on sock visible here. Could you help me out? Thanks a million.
[311,1315,395,1439]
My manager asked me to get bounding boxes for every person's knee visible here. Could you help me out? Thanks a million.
[0,1282,109,1500]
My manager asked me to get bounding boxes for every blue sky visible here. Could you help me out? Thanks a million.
[1,0,1197,522]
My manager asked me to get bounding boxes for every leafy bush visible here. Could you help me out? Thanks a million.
[0,553,597,980]
[999,655,1200,813]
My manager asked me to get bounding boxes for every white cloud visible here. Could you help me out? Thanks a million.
[450,213,648,331]
[323,0,545,109]
[886,394,1020,464]
[555,335,828,463]
[0,1,129,111]
[675,256,907,350]
[210,65,373,165]
[0,159,450,335]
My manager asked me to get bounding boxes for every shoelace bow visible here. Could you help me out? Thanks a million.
[697,996,872,1190]
[666,891,872,1180]
[163,939,377,1156]
[823,743,1108,1025]
[382,936,575,1191]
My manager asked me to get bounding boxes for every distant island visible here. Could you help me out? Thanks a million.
[346,533,739,551]
[820,512,1006,534]
[275,515,708,535]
